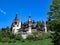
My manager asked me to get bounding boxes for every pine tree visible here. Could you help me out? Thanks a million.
[47,0,60,45]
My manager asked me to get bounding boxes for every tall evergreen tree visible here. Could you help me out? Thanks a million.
[47,0,60,45]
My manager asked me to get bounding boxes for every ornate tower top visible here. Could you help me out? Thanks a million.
[29,16,31,18]
[14,12,19,21]
[28,16,31,21]
[28,16,32,26]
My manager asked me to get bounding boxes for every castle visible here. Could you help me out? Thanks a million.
[11,13,47,38]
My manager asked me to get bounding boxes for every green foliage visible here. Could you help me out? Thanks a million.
[14,34,22,41]
[12,39,16,43]
[1,37,10,42]
[27,33,51,41]
[21,39,26,42]
[0,27,13,43]
[47,0,60,45]
[0,38,52,45]
[38,33,51,40]
[51,32,60,45]
[27,35,34,40]
[37,21,44,26]
[0,26,51,43]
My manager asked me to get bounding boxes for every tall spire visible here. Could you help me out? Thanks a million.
[28,12,31,21]
[28,16,31,22]
[14,12,19,21]
[28,16,32,34]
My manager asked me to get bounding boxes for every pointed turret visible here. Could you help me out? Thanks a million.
[12,12,21,34]
[14,12,19,22]
[28,16,32,26]
[28,16,31,21]
[27,16,32,34]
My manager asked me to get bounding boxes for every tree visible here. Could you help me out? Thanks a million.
[37,21,44,26]
[47,0,60,45]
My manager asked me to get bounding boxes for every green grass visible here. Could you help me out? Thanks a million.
[0,38,52,45]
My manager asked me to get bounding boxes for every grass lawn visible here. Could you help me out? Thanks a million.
[0,38,52,45]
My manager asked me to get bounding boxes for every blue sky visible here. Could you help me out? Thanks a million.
[0,0,52,28]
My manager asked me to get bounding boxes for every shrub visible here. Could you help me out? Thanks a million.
[38,33,51,40]
[32,32,39,40]
[26,32,51,41]
[21,39,25,42]
[8,40,12,43]
[12,40,16,43]
[27,34,39,41]
[27,35,34,40]
[14,34,22,40]
[1,37,10,42]
[37,34,43,40]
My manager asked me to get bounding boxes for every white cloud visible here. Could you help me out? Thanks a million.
[0,8,6,15]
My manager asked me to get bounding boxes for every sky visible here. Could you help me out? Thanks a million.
[0,0,52,28]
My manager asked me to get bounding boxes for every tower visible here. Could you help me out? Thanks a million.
[12,13,21,34]
[44,22,47,33]
[27,16,32,34]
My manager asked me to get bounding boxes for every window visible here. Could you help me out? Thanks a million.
[15,22,17,24]
[17,25,19,27]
